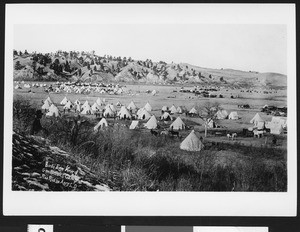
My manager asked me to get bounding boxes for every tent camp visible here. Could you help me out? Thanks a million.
[46,104,59,117]
[129,120,139,129]
[127,101,137,111]
[94,118,108,131]
[137,108,152,120]
[216,109,228,120]
[118,106,132,119]
[60,96,68,105]
[145,115,158,129]
[250,113,264,126]
[228,111,239,120]
[161,112,172,121]
[170,105,178,114]
[170,117,185,130]
[180,130,204,151]
[144,102,152,112]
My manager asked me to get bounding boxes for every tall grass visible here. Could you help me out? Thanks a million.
[13,99,287,191]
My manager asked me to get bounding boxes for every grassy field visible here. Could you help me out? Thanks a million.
[12,82,287,191]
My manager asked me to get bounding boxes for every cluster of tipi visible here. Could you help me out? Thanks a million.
[249,112,287,135]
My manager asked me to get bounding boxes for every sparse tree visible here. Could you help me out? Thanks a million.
[196,102,221,137]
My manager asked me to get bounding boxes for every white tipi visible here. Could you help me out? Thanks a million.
[180,130,204,151]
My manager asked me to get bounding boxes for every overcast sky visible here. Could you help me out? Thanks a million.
[14,23,286,74]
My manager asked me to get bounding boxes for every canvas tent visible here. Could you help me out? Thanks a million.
[81,104,92,115]
[216,109,228,120]
[46,104,59,117]
[45,96,52,104]
[206,118,216,128]
[103,106,115,117]
[94,118,108,131]
[170,105,178,114]
[63,100,73,110]
[60,96,68,105]
[161,106,168,112]
[270,124,284,135]
[127,101,137,111]
[91,102,101,112]
[96,97,104,106]
[271,116,287,128]
[189,107,198,115]
[144,102,152,112]
[161,112,172,121]
[129,120,139,129]
[118,106,132,119]
[41,100,50,111]
[177,106,184,114]
[228,111,239,120]
[250,113,264,126]
[145,115,158,129]
[180,130,204,151]
[170,117,185,130]
[138,108,151,120]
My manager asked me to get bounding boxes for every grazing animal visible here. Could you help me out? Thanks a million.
[227,133,237,140]
[253,130,264,138]
[150,129,159,136]
[169,130,180,137]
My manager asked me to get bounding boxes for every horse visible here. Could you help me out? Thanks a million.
[169,130,180,138]
[253,130,264,138]
[227,133,237,140]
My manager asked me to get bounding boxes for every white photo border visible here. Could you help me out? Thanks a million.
[3,4,297,216]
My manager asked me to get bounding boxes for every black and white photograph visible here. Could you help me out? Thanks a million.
[3,4,296,216]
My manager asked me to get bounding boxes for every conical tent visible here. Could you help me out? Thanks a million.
[216,110,228,119]
[127,101,137,110]
[180,130,204,151]
[82,100,90,108]
[189,107,197,114]
[161,106,168,112]
[170,117,185,130]
[129,120,139,129]
[46,104,59,117]
[228,111,239,120]
[96,97,103,106]
[103,107,115,117]
[270,124,284,135]
[170,105,177,114]
[81,104,91,115]
[177,106,183,114]
[118,106,132,119]
[63,101,73,110]
[250,113,264,125]
[161,112,172,121]
[60,96,68,105]
[41,100,50,110]
[144,102,152,112]
[109,104,116,112]
[91,102,101,112]
[45,96,52,104]
[145,115,158,129]
[138,109,151,120]
[94,118,108,131]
